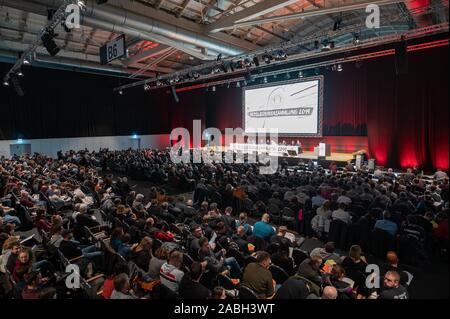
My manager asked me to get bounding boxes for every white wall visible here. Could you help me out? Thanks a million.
[0,134,170,158]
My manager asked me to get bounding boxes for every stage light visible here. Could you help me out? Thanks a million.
[220,62,229,73]
[275,50,287,60]
[353,34,360,45]
[333,17,342,31]
[331,64,337,71]
[23,58,30,65]
[263,76,268,84]
[17,70,24,77]
[337,64,343,72]
[118,90,123,95]
[41,30,60,56]
[314,40,319,50]
[262,53,273,64]
[2,80,9,87]
[212,86,216,92]
[62,21,71,33]
[298,71,304,78]
[17,139,23,144]
[236,81,241,88]
[252,56,260,67]
[132,134,138,139]
[47,9,56,20]
[144,84,150,91]
[244,58,252,67]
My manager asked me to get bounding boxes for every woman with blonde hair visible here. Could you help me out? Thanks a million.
[129,236,153,270]
[148,246,170,279]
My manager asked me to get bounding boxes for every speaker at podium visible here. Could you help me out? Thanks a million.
[314,143,331,159]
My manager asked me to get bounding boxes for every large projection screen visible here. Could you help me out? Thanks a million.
[243,76,323,137]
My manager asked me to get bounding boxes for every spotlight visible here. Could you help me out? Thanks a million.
[47,9,56,21]
[298,71,304,78]
[220,62,229,73]
[314,40,319,50]
[17,70,24,77]
[212,86,216,92]
[244,58,252,67]
[262,53,273,64]
[41,30,60,56]
[252,56,260,67]
[118,90,123,95]
[333,17,342,31]
[236,81,241,88]
[353,34,360,45]
[144,84,150,91]
[263,76,268,84]
[337,64,343,72]
[275,50,287,60]
[3,80,9,87]
[23,58,30,65]
[62,21,71,33]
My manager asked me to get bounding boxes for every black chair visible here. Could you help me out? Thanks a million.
[281,207,295,228]
[370,228,397,259]
[269,264,289,285]
[328,219,350,249]
[238,285,258,299]
[227,248,245,268]
[244,255,257,267]
[292,248,309,268]
[266,242,280,255]
[217,273,236,291]
[183,253,194,270]
[268,204,281,225]
[169,223,183,236]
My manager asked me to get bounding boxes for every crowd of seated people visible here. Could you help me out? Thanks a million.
[0,149,448,300]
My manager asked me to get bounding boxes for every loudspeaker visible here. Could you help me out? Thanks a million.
[395,37,408,75]
[171,86,179,103]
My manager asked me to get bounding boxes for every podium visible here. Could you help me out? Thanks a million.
[314,143,331,159]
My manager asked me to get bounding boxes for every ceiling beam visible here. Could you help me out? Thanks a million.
[205,0,300,33]
[124,44,172,65]
[177,0,192,18]
[228,0,404,30]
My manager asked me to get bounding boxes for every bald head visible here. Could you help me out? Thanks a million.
[322,286,338,299]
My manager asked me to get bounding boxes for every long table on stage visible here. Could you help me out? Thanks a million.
[225,143,354,165]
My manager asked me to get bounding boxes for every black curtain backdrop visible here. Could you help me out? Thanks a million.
[0,45,448,170]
